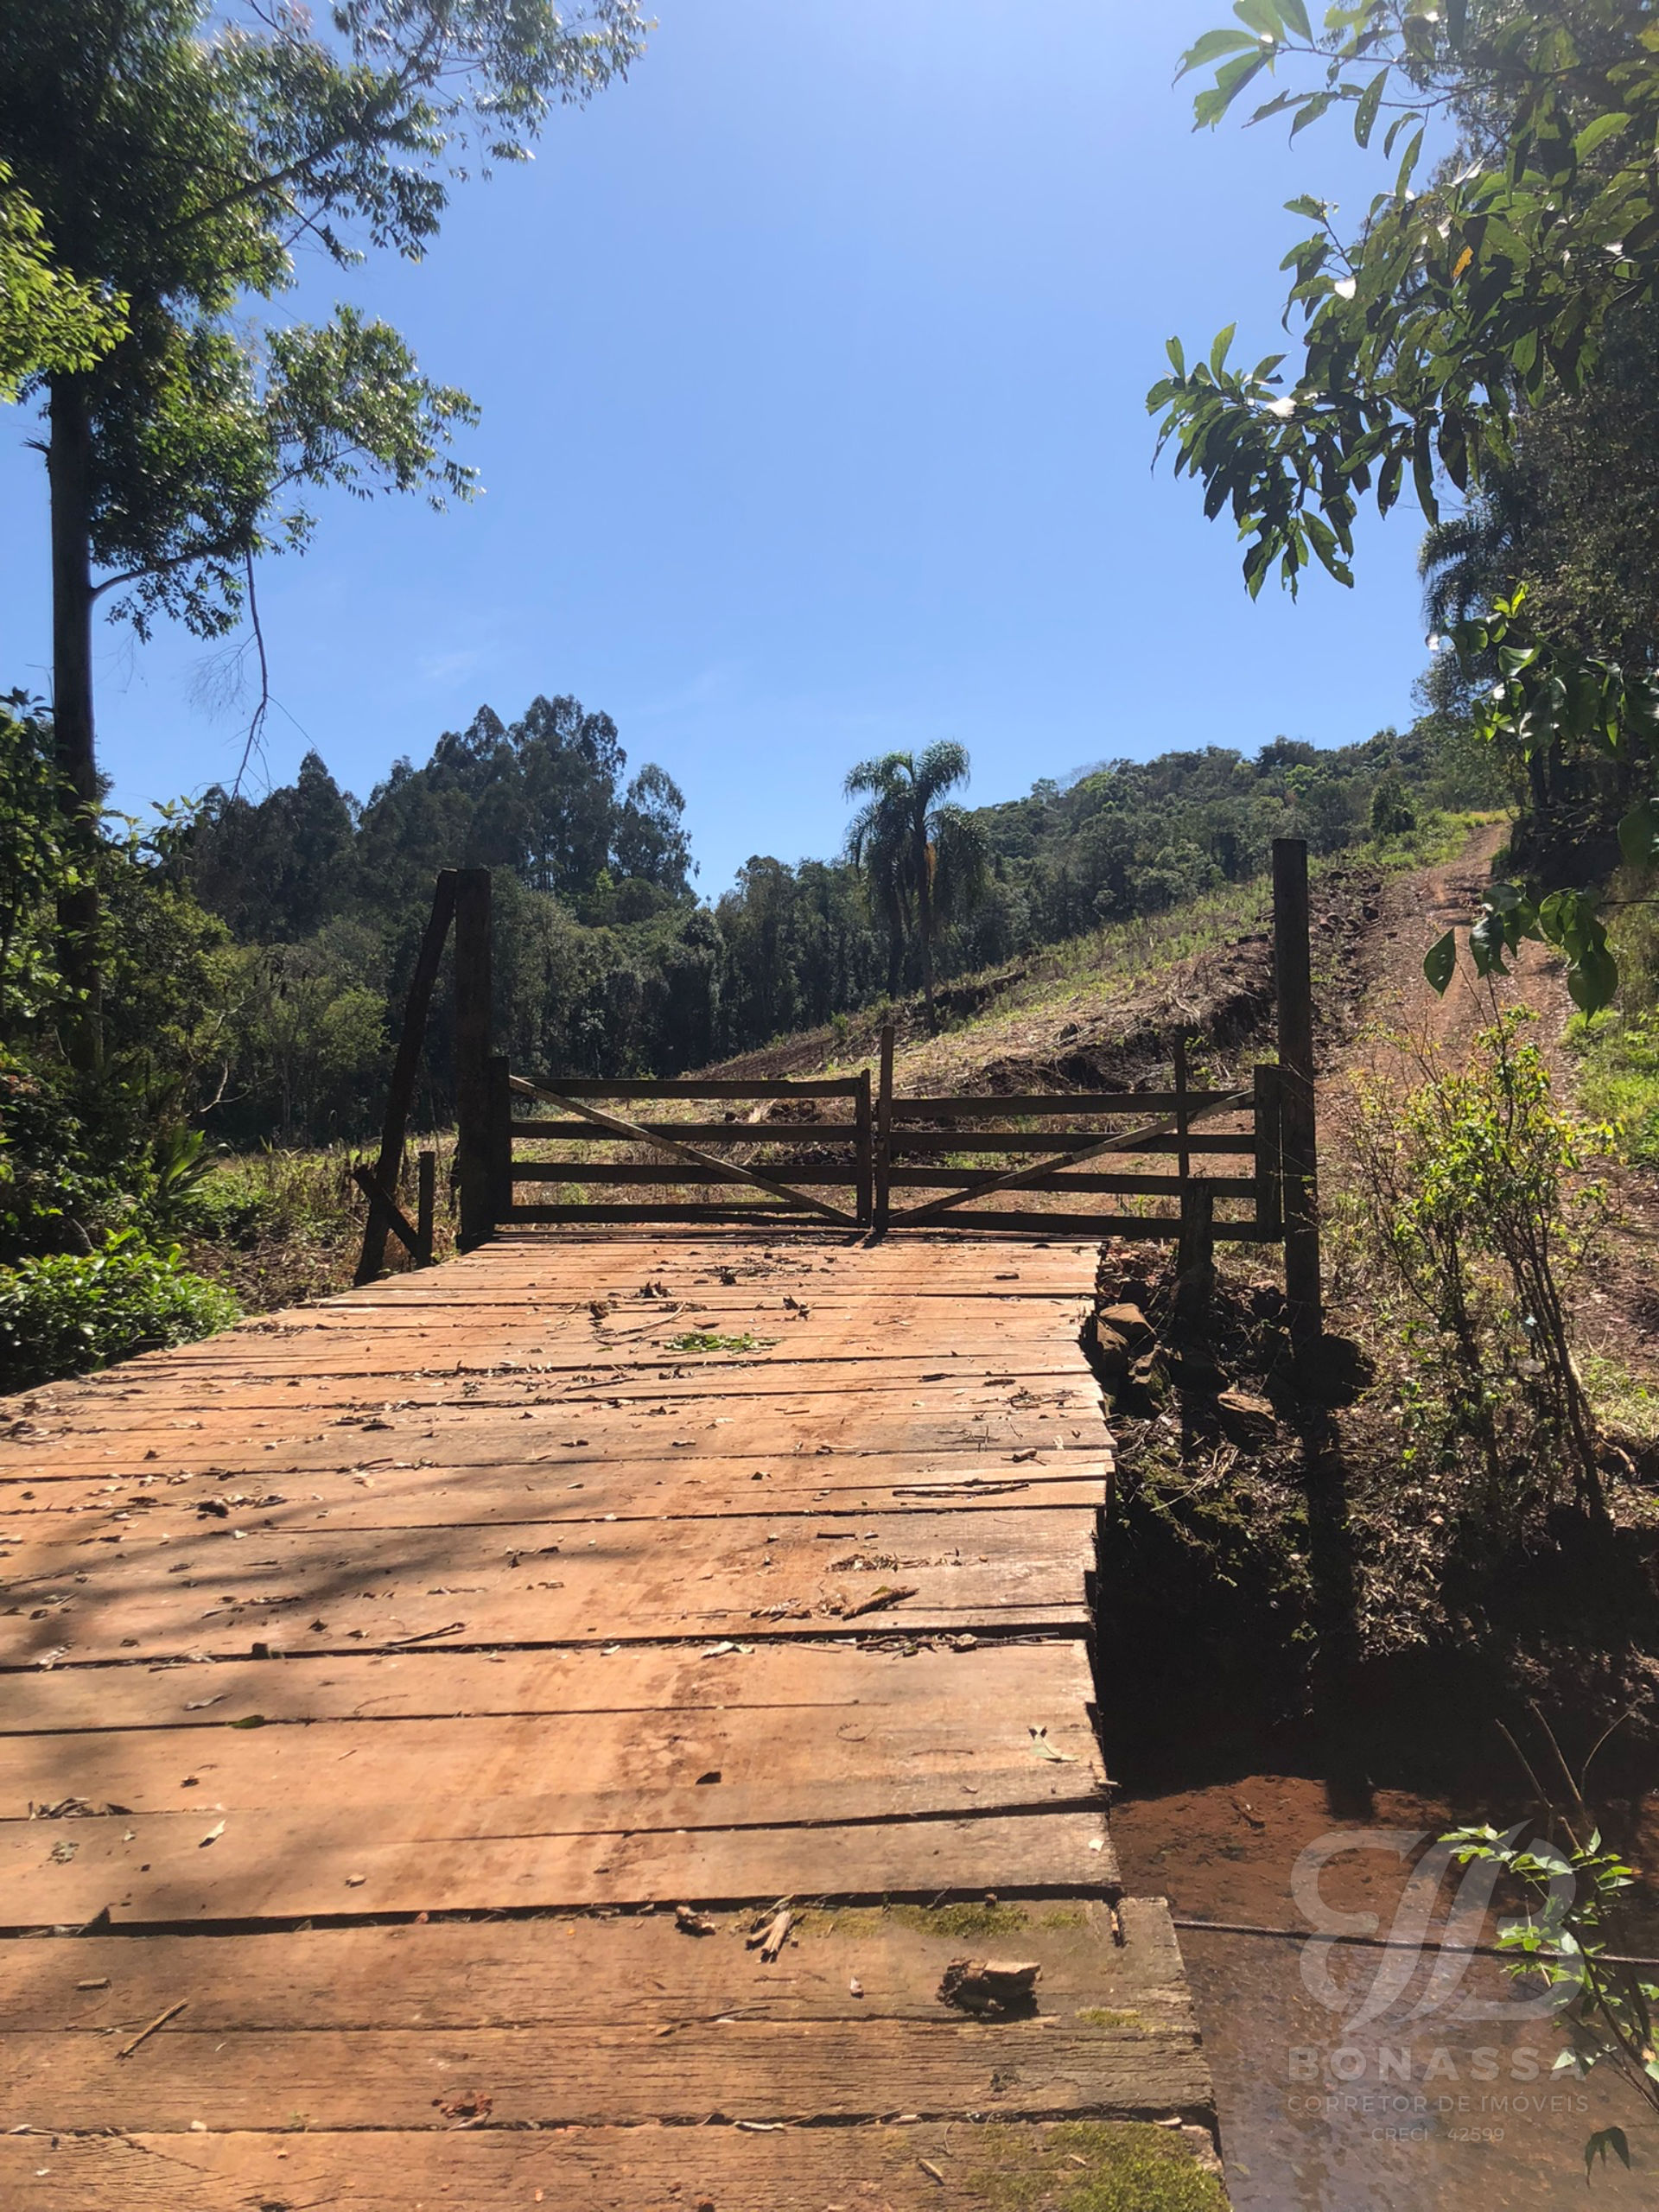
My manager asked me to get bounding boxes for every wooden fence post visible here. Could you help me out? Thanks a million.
[355,870,457,1285]
[454,867,495,1250]
[874,1025,895,1236]
[1272,836,1322,1348]
[1252,1065,1283,1242]
[416,1150,436,1265]
[1173,1030,1192,1186]
[1174,1183,1215,1331]
[489,1054,513,1230]
[854,1070,874,1228]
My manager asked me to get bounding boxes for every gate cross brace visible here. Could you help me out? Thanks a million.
[893,1088,1255,1224]
[508,1076,860,1227]
[352,1166,425,1263]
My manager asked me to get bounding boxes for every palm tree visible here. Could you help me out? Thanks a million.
[843,742,988,1032]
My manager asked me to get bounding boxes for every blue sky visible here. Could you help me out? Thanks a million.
[0,0,1434,894]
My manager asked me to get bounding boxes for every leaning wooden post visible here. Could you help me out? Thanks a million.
[874,1025,895,1236]
[355,869,457,1285]
[454,867,496,1251]
[854,1069,874,1228]
[1272,836,1322,1349]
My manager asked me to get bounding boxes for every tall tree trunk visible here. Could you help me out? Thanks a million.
[916,815,937,1034]
[48,374,102,1073]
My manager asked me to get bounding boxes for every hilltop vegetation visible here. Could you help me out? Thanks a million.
[149,700,1496,1149]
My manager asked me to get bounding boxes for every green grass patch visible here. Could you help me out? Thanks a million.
[963,2120,1226,2211]
[664,1329,775,1355]
[1581,1351,1659,1444]
[1565,1008,1659,1166]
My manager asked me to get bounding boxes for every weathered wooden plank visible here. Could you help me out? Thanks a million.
[0,1637,1096,1736]
[0,1901,1205,2131]
[890,1128,1252,1154]
[529,1077,863,1098]
[882,1210,1275,1240]
[889,1090,1240,1118]
[887,1170,1257,1197]
[0,1503,1095,1664]
[0,1468,1109,1537]
[512,1162,864,1185]
[0,1688,1106,1827]
[0,2117,1225,2211]
[514,1119,858,1142]
[0,2019,1211,2133]
[0,1896,1180,2031]
[0,1428,1109,1494]
[0,1806,1116,1925]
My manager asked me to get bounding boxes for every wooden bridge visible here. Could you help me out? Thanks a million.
[0,1228,1223,2208]
[0,848,1335,2204]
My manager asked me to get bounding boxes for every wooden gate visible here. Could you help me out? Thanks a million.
[501,1073,873,1230]
[874,1041,1284,1248]
[357,839,1322,1340]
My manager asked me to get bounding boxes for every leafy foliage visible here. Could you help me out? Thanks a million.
[1151,3,1659,1011]
[0,1230,238,1389]
[0,162,124,397]
[1154,2,1659,599]
[1445,1819,1659,2169]
[1344,1012,1613,1520]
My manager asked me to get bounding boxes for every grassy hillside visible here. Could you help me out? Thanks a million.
[709,810,1485,1099]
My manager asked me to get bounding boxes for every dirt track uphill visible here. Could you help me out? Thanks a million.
[0,1228,1224,2210]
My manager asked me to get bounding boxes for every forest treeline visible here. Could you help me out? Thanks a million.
[176,702,1497,1140]
[0,672,1498,1238]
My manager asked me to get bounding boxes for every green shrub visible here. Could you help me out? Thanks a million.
[1345,1012,1613,1522]
[0,1233,239,1391]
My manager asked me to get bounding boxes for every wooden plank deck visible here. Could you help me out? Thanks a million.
[0,1230,1223,2208]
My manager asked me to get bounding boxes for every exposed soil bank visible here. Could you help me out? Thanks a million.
[1095,820,1659,2205]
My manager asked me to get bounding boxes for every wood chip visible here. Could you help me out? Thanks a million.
[116,2000,186,2059]
[840,1583,918,1621]
[937,1958,1041,2015]
[747,1905,794,1961]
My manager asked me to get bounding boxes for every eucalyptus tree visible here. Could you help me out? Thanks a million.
[0,0,646,1052]
[843,743,988,1031]
[1148,0,1659,1008]
[0,165,125,398]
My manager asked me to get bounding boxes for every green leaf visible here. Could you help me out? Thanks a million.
[1278,0,1312,35]
[1395,125,1425,196]
[1166,335,1187,378]
[1470,910,1510,978]
[1291,90,1334,139]
[1568,941,1619,1014]
[1618,798,1659,868]
[1423,931,1457,995]
[1176,26,1260,79]
[1233,0,1284,41]
[1354,69,1388,149]
[1447,0,1468,44]
[1585,2129,1630,2178]
[1196,48,1271,125]
[1573,113,1631,162]
[1211,324,1237,376]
